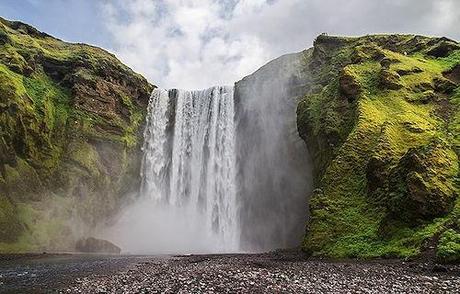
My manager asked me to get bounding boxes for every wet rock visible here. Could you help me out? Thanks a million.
[75,237,121,254]
[62,253,460,294]
[432,264,448,273]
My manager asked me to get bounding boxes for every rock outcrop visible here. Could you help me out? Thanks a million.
[297,34,459,261]
[75,237,121,254]
[0,17,154,252]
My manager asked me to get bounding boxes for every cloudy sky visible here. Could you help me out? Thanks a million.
[1,0,459,89]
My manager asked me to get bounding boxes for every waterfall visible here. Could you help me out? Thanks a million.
[140,86,239,252]
[106,51,311,254]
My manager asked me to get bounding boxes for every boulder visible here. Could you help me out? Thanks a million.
[443,64,460,84]
[339,68,361,100]
[433,77,457,95]
[380,69,403,90]
[75,237,121,254]
[427,40,460,58]
[387,141,458,222]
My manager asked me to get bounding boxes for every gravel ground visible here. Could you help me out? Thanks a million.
[0,254,137,293]
[60,251,460,294]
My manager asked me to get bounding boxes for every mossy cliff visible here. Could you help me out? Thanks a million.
[0,18,154,252]
[297,34,460,261]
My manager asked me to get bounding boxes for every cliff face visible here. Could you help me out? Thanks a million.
[234,52,313,251]
[0,18,154,252]
[297,34,460,261]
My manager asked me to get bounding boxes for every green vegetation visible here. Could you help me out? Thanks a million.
[0,17,154,252]
[298,34,460,260]
[437,229,460,262]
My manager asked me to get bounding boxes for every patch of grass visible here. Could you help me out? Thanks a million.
[437,229,460,262]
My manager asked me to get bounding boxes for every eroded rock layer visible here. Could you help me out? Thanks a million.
[0,17,154,251]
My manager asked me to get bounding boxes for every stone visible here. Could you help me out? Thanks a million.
[75,237,121,254]
[427,40,460,58]
[433,77,457,94]
[387,141,458,221]
[443,64,460,84]
[339,68,361,100]
[380,69,403,90]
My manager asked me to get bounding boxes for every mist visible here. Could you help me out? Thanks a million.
[101,199,228,254]
[100,50,313,254]
[235,50,313,251]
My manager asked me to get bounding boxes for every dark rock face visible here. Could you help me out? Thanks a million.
[76,237,121,254]
[234,51,313,251]
[433,77,457,94]
[427,40,460,58]
[339,69,361,100]
[444,64,460,84]
[366,156,390,196]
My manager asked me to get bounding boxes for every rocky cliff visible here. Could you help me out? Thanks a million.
[0,18,154,252]
[297,34,460,261]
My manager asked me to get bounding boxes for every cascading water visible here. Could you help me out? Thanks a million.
[105,51,312,254]
[140,86,239,252]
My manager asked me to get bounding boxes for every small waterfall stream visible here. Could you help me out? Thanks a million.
[140,86,239,252]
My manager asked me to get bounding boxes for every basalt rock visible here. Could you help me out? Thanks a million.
[298,34,460,259]
[443,64,460,84]
[75,237,121,254]
[433,77,457,94]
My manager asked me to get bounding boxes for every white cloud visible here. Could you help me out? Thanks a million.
[100,0,460,90]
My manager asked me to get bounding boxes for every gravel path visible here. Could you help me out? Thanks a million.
[61,252,460,294]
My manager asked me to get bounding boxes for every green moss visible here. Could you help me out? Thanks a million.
[67,141,102,177]
[23,70,71,130]
[0,17,153,251]
[299,35,460,259]
[0,193,23,244]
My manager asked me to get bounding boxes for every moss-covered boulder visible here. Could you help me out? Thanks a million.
[297,34,460,259]
[387,141,458,222]
[0,17,154,252]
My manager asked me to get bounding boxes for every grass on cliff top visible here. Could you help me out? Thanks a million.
[300,39,460,259]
